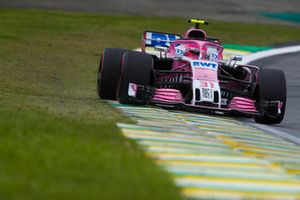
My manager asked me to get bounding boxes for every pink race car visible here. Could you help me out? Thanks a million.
[97,19,286,124]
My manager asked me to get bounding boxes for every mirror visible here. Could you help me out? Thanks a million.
[230,55,243,61]
[154,46,168,53]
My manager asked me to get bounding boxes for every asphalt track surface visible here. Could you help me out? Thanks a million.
[1,0,300,25]
[250,52,300,139]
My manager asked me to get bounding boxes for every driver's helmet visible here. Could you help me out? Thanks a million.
[184,28,206,40]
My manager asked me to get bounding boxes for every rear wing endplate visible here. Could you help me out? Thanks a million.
[141,31,181,52]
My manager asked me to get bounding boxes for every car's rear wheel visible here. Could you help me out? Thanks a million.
[254,68,286,124]
[97,48,128,100]
[117,51,153,104]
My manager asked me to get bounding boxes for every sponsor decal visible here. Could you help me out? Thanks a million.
[147,32,180,47]
[192,61,217,69]
[128,83,138,97]
[175,44,185,57]
[200,81,215,88]
[221,98,228,105]
[210,52,218,61]
[201,88,212,100]
[277,101,283,114]
[207,46,218,61]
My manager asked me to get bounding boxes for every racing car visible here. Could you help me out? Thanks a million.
[97,19,286,124]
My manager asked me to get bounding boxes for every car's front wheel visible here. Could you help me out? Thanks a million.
[117,51,154,105]
[254,68,286,124]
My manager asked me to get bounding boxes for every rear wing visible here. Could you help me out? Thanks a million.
[141,31,181,52]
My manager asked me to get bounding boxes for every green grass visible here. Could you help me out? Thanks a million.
[0,107,181,199]
[0,9,299,199]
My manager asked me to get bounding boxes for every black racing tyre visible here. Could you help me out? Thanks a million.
[97,48,128,100]
[117,51,153,105]
[254,68,286,124]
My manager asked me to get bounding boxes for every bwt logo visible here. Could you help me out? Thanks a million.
[192,61,217,69]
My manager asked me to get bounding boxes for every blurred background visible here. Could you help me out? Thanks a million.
[1,0,300,25]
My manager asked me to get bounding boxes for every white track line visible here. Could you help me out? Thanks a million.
[241,45,300,64]
[251,123,300,146]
